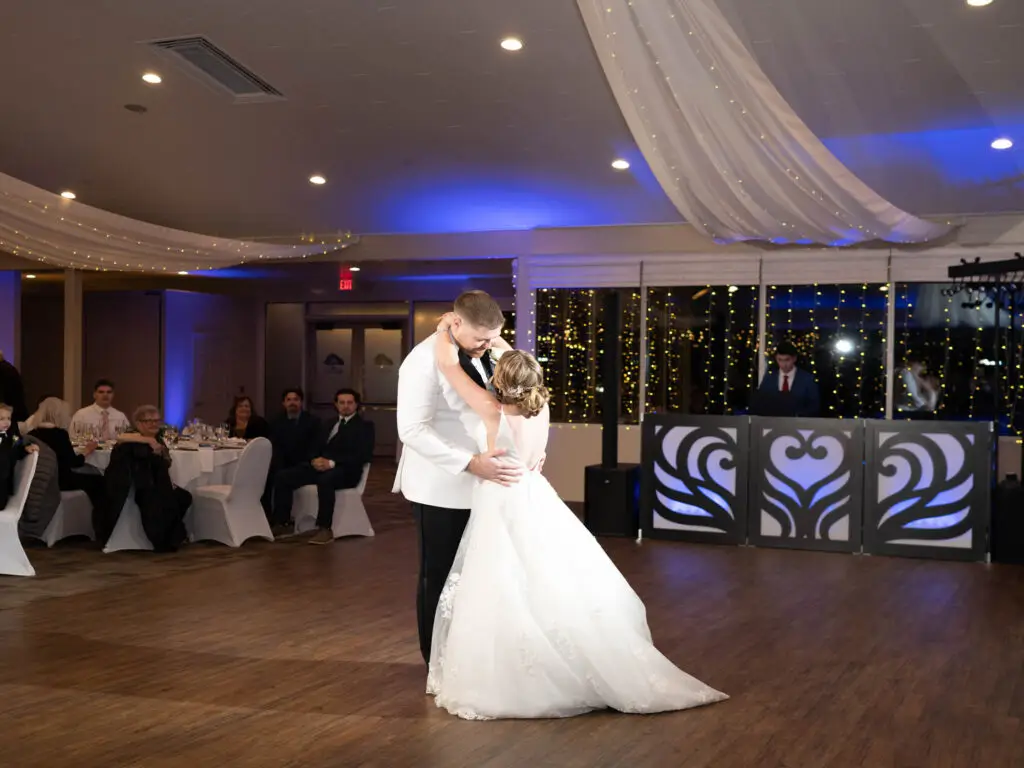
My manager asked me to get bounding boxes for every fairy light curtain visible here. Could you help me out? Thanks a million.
[0,172,355,272]
[576,0,952,246]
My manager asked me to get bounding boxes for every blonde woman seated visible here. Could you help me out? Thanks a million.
[425,314,726,721]
[28,397,107,512]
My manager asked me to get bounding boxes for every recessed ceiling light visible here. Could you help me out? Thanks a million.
[728,285,739,293]
[348,266,361,272]
[611,158,630,170]
[142,72,162,84]
[500,38,524,52]
[60,190,76,199]
[177,271,189,275]
[309,175,327,185]
[966,0,993,7]
[991,137,1013,150]
[24,274,36,279]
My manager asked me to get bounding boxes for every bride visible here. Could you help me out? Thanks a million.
[426,315,727,720]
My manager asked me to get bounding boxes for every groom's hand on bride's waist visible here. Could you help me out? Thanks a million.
[466,448,522,486]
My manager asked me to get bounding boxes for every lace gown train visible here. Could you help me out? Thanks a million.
[426,410,727,720]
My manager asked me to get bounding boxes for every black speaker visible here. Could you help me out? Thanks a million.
[992,480,1024,564]
[584,463,641,537]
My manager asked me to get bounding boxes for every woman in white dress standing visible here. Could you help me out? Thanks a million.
[426,316,727,720]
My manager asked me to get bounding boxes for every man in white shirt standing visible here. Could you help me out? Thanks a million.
[394,290,521,666]
[70,379,131,440]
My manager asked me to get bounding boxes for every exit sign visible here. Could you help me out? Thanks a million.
[339,269,354,291]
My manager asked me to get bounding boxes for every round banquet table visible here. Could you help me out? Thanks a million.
[83,446,243,494]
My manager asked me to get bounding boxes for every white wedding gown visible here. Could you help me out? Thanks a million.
[426,407,727,720]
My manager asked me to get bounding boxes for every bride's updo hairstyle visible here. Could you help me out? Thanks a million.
[491,350,550,418]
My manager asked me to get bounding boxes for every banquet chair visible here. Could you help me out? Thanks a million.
[39,490,95,547]
[189,437,273,547]
[0,451,40,576]
[103,487,154,553]
[293,463,374,539]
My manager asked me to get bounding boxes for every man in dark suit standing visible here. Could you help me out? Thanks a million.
[757,341,820,417]
[273,388,375,545]
[265,387,322,533]
[0,350,28,424]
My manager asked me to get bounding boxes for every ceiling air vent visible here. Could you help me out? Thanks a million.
[148,36,283,103]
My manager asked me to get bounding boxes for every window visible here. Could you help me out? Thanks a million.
[765,283,887,418]
[534,288,641,423]
[645,285,760,415]
[894,282,1022,432]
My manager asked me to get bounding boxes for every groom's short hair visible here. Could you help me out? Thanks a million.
[454,290,505,329]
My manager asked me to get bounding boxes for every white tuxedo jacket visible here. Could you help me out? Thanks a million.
[392,333,483,509]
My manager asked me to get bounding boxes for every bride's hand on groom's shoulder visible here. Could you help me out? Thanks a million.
[467,448,522,486]
[436,312,457,334]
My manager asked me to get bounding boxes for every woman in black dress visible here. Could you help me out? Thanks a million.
[225,395,270,440]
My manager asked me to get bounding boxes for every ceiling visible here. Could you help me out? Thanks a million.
[1,0,1023,239]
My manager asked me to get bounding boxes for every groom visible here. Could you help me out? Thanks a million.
[393,290,522,665]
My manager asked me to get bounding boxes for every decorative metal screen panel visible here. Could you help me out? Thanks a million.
[749,418,863,552]
[641,415,749,544]
[863,421,991,561]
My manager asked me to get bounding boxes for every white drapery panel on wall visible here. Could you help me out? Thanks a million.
[576,0,953,246]
[0,172,356,272]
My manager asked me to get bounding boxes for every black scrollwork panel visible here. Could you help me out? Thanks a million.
[749,418,864,553]
[640,415,749,544]
[863,421,991,561]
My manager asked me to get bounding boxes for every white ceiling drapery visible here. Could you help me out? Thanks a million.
[0,172,354,272]
[577,0,953,246]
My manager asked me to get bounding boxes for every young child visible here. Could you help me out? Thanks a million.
[0,402,38,509]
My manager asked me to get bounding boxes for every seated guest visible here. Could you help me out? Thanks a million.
[98,405,190,552]
[757,341,820,417]
[0,402,39,508]
[71,379,130,440]
[272,388,375,545]
[22,393,59,433]
[226,395,270,440]
[28,397,107,512]
[266,387,321,531]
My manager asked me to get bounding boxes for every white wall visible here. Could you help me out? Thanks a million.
[542,424,642,502]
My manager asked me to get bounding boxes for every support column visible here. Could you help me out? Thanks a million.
[757,257,768,383]
[513,256,536,355]
[0,271,20,367]
[884,253,896,419]
[63,269,83,405]
[637,261,647,423]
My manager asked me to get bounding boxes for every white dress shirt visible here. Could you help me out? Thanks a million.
[70,403,130,438]
[778,370,792,392]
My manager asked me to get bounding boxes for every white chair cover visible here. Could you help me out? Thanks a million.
[39,490,95,547]
[103,485,154,553]
[0,451,39,576]
[293,463,374,539]
[188,437,273,547]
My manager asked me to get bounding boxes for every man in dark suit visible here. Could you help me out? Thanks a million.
[265,387,322,533]
[273,388,375,545]
[0,351,28,424]
[757,341,820,417]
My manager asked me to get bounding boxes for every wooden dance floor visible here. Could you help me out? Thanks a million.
[1,460,1022,767]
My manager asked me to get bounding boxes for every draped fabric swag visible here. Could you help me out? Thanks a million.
[0,172,354,272]
[576,0,952,246]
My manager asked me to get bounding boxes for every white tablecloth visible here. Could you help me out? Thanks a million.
[84,447,243,493]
